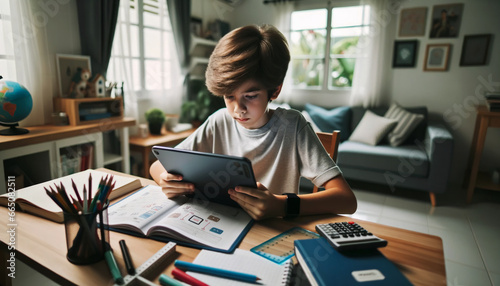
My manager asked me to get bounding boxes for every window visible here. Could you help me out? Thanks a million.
[290,3,370,90]
[0,0,16,81]
[108,0,177,96]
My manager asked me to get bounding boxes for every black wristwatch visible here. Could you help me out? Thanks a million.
[284,193,300,219]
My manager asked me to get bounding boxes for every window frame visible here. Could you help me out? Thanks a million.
[109,0,175,98]
[290,0,367,92]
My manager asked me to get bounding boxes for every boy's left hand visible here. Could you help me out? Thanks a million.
[228,182,285,220]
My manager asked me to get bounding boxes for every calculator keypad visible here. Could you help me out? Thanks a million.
[315,221,387,251]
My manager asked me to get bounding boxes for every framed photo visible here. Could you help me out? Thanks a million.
[424,44,451,71]
[429,3,464,38]
[460,34,491,66]
[393,40,418,68]
[190,17,202,37]
[398,7,427,37]
[56,54,91,97]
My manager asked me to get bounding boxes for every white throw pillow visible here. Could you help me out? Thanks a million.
[349,110,398,146]
[384,103,424,146]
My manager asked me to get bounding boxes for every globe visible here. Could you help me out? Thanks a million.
[0,80,33,135]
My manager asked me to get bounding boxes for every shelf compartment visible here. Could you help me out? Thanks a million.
[54,97,123,126]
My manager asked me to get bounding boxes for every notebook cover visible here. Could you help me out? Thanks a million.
[294,238,413,286]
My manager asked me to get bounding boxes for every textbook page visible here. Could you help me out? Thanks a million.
[107,185,186,232]
[188,249,293,286]
[107,185,253,251]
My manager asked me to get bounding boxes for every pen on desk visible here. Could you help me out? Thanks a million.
[159,274,189,286]
[119,239,136,275]
[172,268,209,286]
[174,260,261,283]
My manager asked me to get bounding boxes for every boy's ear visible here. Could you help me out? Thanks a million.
[270,84,283,101]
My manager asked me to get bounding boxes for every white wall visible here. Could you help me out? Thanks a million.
[222,0,500,189]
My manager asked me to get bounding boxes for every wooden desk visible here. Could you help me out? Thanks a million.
[464,105,500,203]
[129,128,194,178]
[0,170,446,286]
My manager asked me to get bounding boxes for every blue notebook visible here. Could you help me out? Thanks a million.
[294,238,413,286]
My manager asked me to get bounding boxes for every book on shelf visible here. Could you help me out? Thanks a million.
[185,248,293,285]
[294,238,412,286]
[0,169,142,223]
[106,185,253,253]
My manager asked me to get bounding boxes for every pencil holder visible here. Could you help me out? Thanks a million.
[63,206,109,265]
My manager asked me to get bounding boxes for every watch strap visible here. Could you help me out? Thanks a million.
[284,193,300,219]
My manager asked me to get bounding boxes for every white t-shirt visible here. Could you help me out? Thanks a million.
[176,107,341,194]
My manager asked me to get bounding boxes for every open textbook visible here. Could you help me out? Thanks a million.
[106,185,253,253]
[0,169,141,223]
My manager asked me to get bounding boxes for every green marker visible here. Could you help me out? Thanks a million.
[159,274,187,286]
[104,250,124,285]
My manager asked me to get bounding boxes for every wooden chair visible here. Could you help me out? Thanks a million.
[313,130,341,193]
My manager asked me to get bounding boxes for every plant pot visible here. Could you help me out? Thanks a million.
[148,122,163,135]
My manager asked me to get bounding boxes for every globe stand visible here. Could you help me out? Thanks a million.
[0,122,29,135]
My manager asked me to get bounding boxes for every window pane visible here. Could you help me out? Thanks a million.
[163,32,172,60]
[331,6,363,28]
[163,60,172,89]
[143,0,160,27]
[130,25,140,57]
[291,9,327,30]
[144,27,161,58]
[291,58,324,89]
[126,1,138,24]
[0,59,16,80]
[145,59,162,90]
[131,59,141,91]
[290,30,326,57]
[329,58,355,88]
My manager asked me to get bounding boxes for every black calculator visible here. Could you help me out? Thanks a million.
[315,221,388,251]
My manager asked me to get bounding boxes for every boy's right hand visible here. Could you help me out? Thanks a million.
[158,171,195,199]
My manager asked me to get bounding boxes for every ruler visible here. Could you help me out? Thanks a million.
[251,227,319,264]
[116,242,177,286]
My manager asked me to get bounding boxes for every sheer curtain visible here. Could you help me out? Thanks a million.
[269,1,294,103]
[350,0,391,108]
[5,1,55,126]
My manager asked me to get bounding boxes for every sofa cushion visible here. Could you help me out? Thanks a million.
[348,110,397,145]
[304,104,352,141]
[385,103,425,147]
[337,141,429,177]
[350,106,428,145]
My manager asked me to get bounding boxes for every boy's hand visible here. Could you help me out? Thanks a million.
[228,182,286,220]
[158,171,195,199]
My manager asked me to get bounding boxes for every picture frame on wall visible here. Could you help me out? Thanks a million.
[460,34,491,66]
[429,3,464,38]
[56,54,92,98]
[424,44,451,71]
[393,40,418,68]
[398,7,427,37]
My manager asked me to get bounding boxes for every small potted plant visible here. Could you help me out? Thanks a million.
[181,88,223,127]
[145,108,165,135]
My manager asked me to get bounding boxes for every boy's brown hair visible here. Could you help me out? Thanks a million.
[205,24,290,98]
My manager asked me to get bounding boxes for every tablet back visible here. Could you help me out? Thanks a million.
[152,146,257,207]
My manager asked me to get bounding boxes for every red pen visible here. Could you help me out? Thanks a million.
[172,268,209,286]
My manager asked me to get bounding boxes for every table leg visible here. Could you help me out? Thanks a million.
[143,148,150,179]
[466,115,489,203]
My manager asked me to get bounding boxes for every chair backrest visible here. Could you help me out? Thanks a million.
[313,130,341,193]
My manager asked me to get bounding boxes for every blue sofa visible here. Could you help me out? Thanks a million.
[298,105,454,206]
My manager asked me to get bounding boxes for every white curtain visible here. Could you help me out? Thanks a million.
[270,1,294,103]
[350,0,391,108]
[107,1,139,128]
[4,1,55,126]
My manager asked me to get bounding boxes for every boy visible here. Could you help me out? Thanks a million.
[150,24,357,220]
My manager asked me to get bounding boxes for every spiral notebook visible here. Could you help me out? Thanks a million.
[187,249,293,285]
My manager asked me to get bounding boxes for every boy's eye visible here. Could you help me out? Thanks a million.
[224,96,234,100]
[245,95,258,100]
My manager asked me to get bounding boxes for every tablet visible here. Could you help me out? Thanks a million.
[152,146,257,207]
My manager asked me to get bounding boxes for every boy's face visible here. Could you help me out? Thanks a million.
[223,78,279,129]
